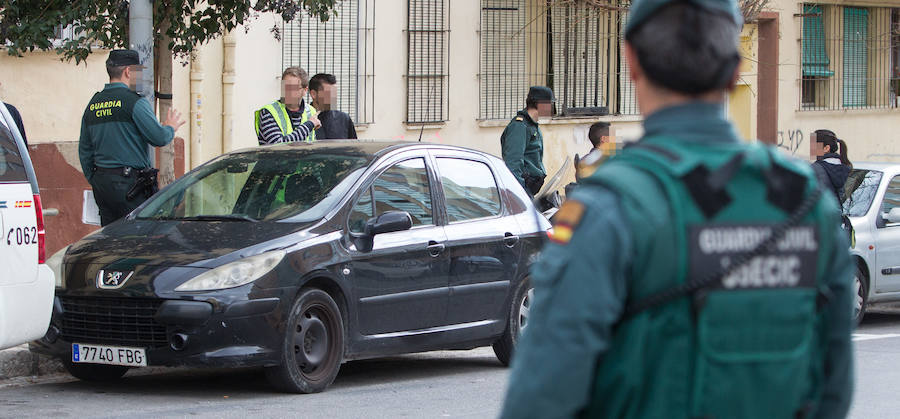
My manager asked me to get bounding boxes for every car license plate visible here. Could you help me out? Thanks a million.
[72,343,147,367]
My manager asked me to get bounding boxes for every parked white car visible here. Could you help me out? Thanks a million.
[0,100,54,349]
[844,162,900,323]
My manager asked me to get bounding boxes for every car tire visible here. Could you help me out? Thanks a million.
[855,267,868,326]
[63,361,128,381]
[265,288,344,394]
[493,278,532,366]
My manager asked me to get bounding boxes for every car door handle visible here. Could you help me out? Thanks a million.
[504,233,519,248]
[427,241,445,257]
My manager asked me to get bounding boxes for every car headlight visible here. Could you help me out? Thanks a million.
[175,250,286,292]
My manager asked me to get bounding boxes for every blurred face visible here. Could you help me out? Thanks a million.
[810,132,828,160]
[310,82,337,110]
[281,75,307,107]
[536,101,553,117]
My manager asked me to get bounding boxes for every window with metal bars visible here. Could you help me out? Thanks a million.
[799,4,900,110]
[478,0,637,120]
[407,0,450,124]
[282,0,375,124]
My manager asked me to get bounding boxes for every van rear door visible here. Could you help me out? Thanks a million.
[0,103,53,349]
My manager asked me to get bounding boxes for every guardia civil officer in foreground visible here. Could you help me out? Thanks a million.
[79,49,185,226]
[500,0,854,418]
[500,86,554,195]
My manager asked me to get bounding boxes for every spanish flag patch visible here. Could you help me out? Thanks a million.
[549,200,585,245]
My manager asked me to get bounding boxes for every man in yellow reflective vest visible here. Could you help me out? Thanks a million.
[255,66,321,145]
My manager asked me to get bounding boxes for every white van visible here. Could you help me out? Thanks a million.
[0,100,54,350]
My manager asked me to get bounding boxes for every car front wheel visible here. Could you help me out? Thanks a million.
[493,278,532,366]
[855,267,868,325]
[265,289,344,393]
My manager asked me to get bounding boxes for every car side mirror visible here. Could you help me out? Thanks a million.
[366,211,413,236]
[351,211,413,252]
[887,207,900,224]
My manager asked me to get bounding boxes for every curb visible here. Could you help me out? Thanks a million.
[0,345,65,380]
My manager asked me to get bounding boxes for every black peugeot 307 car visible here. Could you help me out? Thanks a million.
[34,141,548,393]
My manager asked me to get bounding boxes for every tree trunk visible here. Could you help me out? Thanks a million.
[156,16,176,187]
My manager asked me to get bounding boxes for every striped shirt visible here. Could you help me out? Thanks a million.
[257,101,315,145]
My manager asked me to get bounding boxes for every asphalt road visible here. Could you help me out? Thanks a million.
[3,313,900,419]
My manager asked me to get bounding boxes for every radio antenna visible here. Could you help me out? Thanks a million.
[418,83,437,142]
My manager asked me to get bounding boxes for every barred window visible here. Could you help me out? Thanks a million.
[478,0,637,120]
[799,4,900,110]
[283,0,375,124]
[407,0,450,124]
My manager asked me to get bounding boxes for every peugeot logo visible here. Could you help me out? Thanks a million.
[97,270,134,289]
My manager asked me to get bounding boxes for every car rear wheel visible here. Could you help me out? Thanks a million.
[493,278,532,366]
[63,361,128,381]
[855,267,868,325]
[265,289,343,393]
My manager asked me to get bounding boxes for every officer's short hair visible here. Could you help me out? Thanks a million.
[588,122,611,147]
[309,73,337,92]
[282,67,310,87]
[107,65,127,79]
[627,2,741,95]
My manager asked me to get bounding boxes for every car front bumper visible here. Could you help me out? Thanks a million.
[31,288,292,368]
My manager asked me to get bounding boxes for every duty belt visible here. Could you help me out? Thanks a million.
[93,166,140,177]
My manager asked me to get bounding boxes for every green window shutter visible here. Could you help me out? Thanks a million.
[843,7,868,107]
[802,5,834,77]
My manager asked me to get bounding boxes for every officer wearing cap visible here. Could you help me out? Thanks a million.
[500,0,854,418]
[79,49,185,226]
[500,86,554,195]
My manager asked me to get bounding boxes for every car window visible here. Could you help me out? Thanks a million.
[349,185,374,233]
[0,121,27,182]
[844,169,883,217]
[349,158,433,232]
[436,158,501,223]
[881,175,900,219]
[138,151,368,222]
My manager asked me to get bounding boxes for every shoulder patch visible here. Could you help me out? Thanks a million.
[549,200,585,244]
[515,116,524,121]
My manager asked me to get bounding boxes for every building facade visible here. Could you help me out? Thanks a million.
[3,0,900,253]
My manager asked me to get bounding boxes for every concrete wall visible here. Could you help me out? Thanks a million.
[772,0,900,162]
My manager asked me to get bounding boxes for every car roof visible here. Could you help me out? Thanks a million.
[229,140,499,161]
[852,162,900,173]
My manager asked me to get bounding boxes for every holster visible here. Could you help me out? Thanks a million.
[126,168,160,201]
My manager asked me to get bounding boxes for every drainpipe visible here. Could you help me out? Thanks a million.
[190,52,204,169]
[222,31,236,153]
[129,0,155,165]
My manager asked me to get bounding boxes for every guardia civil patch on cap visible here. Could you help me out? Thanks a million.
[549,200,585,245]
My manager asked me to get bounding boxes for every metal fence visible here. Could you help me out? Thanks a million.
[478,0,637,120]
[407,0,450,124]
[282,0,375,124]
[800,4,900,110]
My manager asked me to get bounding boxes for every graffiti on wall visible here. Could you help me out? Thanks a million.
[777,129,804,156]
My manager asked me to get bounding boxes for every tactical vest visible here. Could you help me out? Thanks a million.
[579,136,839,419]
[254,101,316,143]
[84,87,141,128]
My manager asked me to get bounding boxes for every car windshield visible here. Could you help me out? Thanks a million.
[137,149,370,222]
[843,169,883,217]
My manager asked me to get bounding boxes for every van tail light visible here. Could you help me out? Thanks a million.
[33,194,46,264]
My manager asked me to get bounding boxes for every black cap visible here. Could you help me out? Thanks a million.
[106,50,141,67]
[527,86,555,103]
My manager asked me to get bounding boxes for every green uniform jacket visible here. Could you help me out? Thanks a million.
[500,103,854,419]
[79,83,174,182]
[500,109,545,189]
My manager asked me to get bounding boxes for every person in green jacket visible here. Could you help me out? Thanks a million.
[499,1,854,418]
[500,86,554,195]
[79,50,185,226]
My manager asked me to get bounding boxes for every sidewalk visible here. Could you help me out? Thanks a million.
[0,344,64,380]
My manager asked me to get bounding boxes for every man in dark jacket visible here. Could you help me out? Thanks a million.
[500,86,554,195]
[309,73,357,140]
